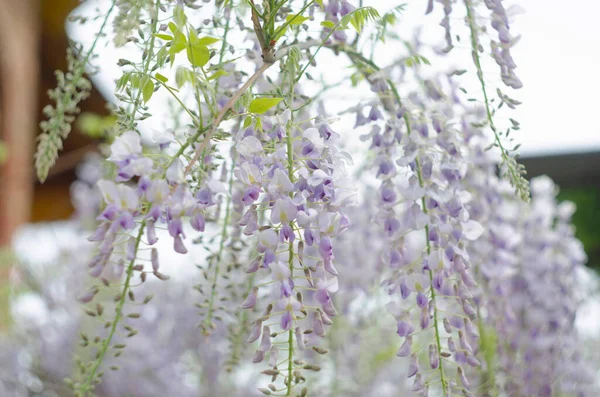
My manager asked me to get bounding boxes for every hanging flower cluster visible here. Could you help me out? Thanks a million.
[357,74,484,395]
[233,107,353,393]
[85,129,221,283]
[464,137,597,396]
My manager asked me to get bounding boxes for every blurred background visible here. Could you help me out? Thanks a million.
[0,0,598,348]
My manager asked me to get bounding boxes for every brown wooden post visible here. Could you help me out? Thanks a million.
[0,0,40,246]
[0,0,40,327]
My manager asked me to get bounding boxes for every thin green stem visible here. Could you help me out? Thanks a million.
[264,0,291,37]
[183,61,274,177]
[295,18,339,83]
[78,223,146,396]
[80,2,118,69]
[126,2,160,131]
[203,153,237,333]
[463,0,525,199]
[142,73,199,123]
[463,0,502,152]
[284,63,297,394]
[286,242,295,396]
[272,0,315,41]
[218,4,233,64]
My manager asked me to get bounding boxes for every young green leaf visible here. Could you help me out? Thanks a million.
[175,67,193,88]
[187,44,210,68]
[155,73,168,83]
[198,36,221,46]
[208,70,229,81]
[170,31,187,54]
[243,116,254,129]
[341,6,380,33]
[142,78,155,103]
[173,6,187,27]
[285,14,310,25]
[321,20,336,29]
[154,33,173,41]
[249,97,283,114]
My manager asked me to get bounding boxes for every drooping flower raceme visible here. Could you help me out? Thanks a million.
[464,144,597,396]
[234,108,353,394]
[356,68,487,395]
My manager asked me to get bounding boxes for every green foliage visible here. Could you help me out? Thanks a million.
[559,187,600,270]
[155,73,168,83]
[405,54,431,67]
[186,43,210,68]
[0,140,7,165]
[186,29,211,68]
[249,97,283,114]
[321,20,335,29]
[173,5,187,27]
[340,6,380,33]
[76,113,117,140]
[113,0,154,47]
[285,13,310,25]
[142,77,155,103]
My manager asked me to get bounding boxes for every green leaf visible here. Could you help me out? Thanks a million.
[341,6,380,33]
[285,14,310,25]
[168,22,178,34]
[76,113,117,139]
[208,70,228,81]
[129,73,141,89]
[186,43,210,68]
[142,78,154,103]
[116,73,131,91]
[254,117,263,131]
[173,6,187,27]
[243,116,253,129]
[0,140,7,165]
[156,47,168,67]
[405,54,431,68]
[155,73,168,83]
[321,20,336,29]
[175,67,193,88]
[272,25,288,41]
[198,36,221,46]
[249,97,283,114]
[170,31,187,54]
[154,33,173,41]
[315,0,324,10]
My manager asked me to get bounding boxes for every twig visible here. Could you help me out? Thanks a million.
[183,60,274,177]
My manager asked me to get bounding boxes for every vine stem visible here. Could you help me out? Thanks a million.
[183,60,274,177]
[79,2,161,393]
[126,1,160,131]
[463,0,523,197]
[78,223,146,396]
[203,153,237,333]
[283,47,299,396]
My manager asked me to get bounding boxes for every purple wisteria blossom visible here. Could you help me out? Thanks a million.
[234,107,353,393]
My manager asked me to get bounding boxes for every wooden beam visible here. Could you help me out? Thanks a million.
[0,0,40,246]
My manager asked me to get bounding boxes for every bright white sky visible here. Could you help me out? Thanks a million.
[511,0,600,156]
[70,0,600,157]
